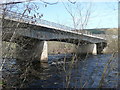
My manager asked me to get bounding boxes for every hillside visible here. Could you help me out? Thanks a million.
[85,28,117,34]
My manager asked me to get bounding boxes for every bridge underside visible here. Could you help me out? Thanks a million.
[1,19,107,62]
[2,32,93,45]
[2,19,106,43]
[2,34,107,62]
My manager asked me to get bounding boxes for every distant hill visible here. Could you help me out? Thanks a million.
[85,28,118,34]
[84,28,109,34]
[72,28,117,34]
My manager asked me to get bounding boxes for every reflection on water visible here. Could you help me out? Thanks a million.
[2,53,118,88]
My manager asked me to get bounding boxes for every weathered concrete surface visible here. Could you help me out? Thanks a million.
[91,44,97,55]
[48,41,76,54]
[92,44,97,55]
[38,41,48,62]
[2,19,106,44]
[16,38,48,62]
[77,44,97,55]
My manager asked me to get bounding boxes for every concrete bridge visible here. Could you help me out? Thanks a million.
[0,9,107,62]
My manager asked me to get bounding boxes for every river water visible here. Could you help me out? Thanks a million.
[2,53,118,88]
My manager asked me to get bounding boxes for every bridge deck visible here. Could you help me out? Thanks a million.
[0,9,106,44]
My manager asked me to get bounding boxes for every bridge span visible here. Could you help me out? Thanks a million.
[0,9,107,62]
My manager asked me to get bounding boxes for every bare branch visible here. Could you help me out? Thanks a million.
[68,0,76,4]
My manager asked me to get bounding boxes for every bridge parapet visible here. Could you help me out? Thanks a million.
[0,9,105,40]
[0,9,74,30]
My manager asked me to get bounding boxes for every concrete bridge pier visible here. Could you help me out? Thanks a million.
[77,43,97,55]
[37,41,48,63]
[96,42,107,54]
[16,39,48,63]
[92,44,97,55]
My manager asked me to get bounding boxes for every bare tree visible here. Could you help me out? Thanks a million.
[62,1,92,31]
[0,0,82,88]
[0,0,118,88]
[0,0,61,88]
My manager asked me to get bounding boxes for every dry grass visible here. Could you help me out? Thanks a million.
[103,28,118,53]
[2,41,16,58]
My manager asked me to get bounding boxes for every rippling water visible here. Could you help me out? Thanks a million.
[2,53,118,88]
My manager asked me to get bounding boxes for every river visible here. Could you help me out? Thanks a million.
[2,53,118,88]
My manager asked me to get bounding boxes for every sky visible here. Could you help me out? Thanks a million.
[38,1,118,29]
[0,0,118,29]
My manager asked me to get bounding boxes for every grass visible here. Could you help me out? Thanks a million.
[103,28,118,53]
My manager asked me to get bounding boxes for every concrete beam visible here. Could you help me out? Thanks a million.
[2,19,106,44]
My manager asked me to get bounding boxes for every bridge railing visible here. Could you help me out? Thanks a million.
[0,9,75,30]
[0,9,105,39]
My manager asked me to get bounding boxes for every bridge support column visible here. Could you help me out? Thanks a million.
[96,42,107,54]
[77,43,97,55]
[92,44,97,55]
[37,41,48,62]
[16,39,48,63]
